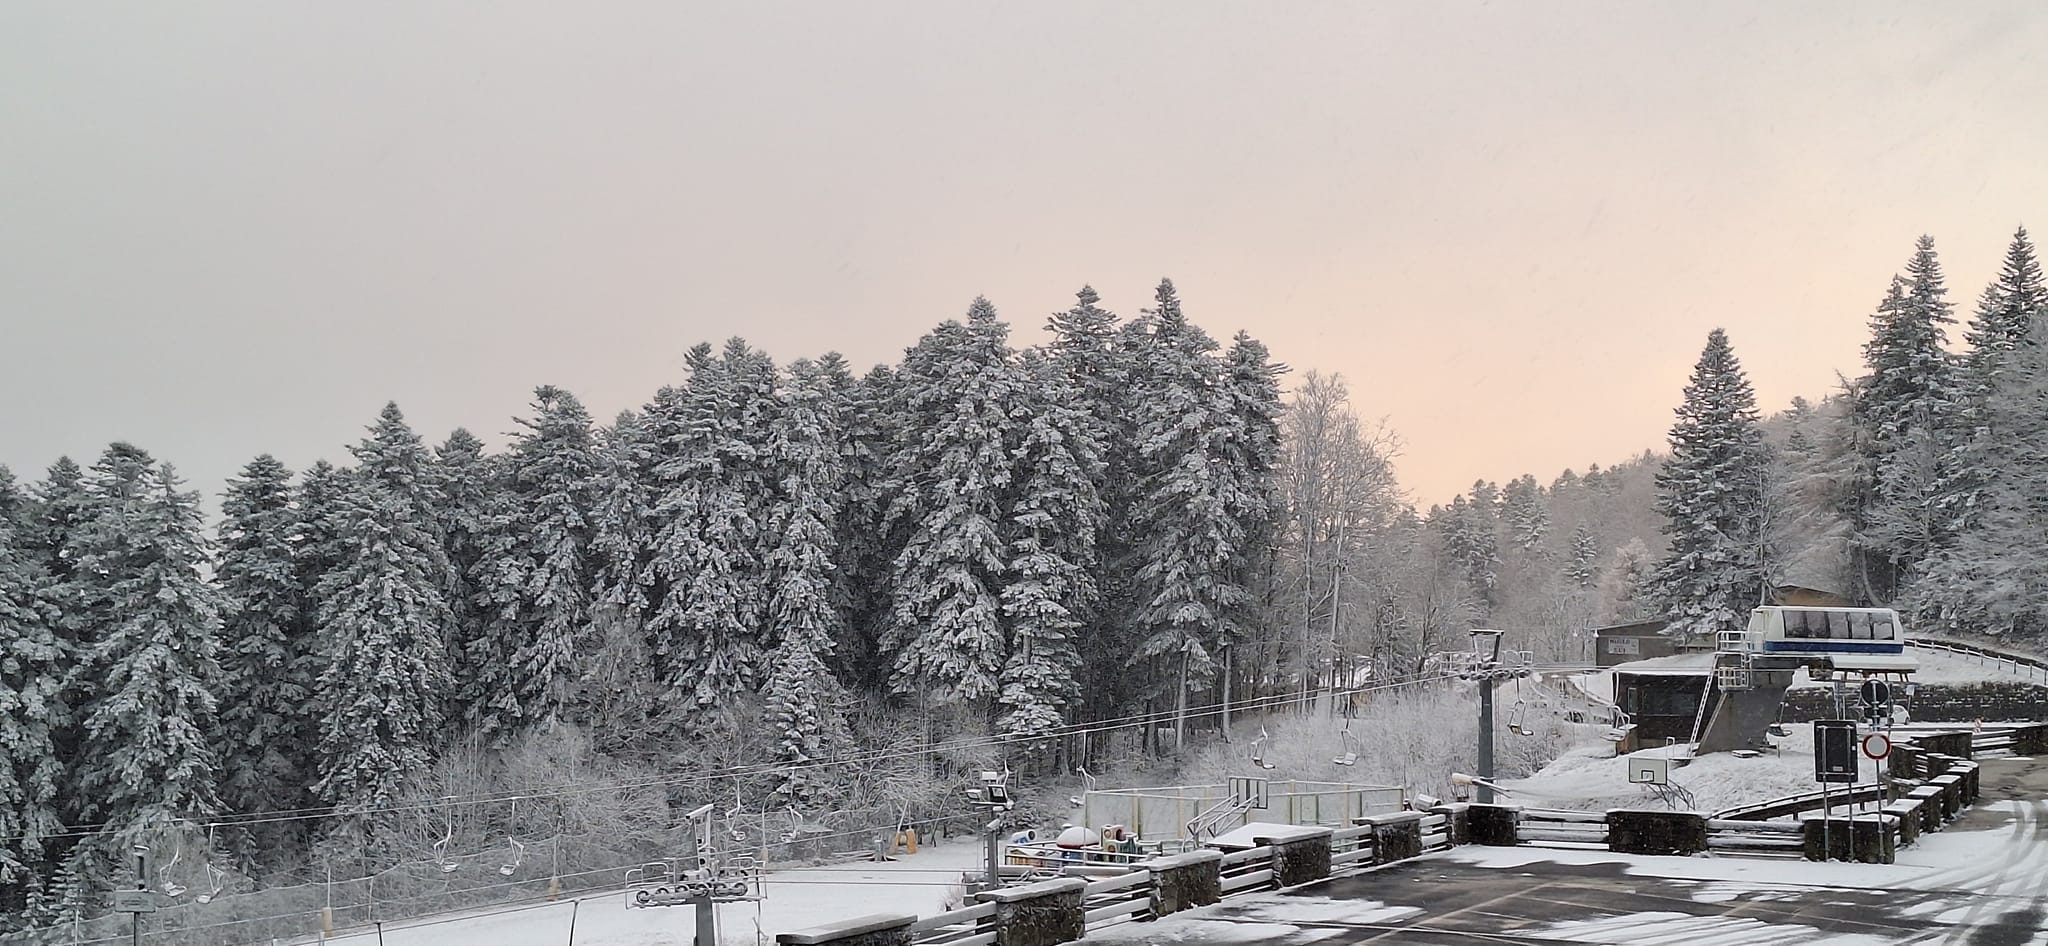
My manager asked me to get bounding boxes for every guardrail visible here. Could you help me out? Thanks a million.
[1712,783,1887,821]
[1907,638,2048,685]
[1518,808,1609,849]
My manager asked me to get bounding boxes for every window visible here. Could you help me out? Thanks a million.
[1849,611,1872,640]
[1873,617,1895,640]
[1828,611,1851,638]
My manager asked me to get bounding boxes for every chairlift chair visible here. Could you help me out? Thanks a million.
[193,825,228,903]
[157,835,187,898]
[1331,724,1360,766]
[1249,726,1278,770]
[499,798,525,876]
[434,805,460,873]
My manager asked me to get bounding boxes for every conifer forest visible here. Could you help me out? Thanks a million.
[3,226,2047,940]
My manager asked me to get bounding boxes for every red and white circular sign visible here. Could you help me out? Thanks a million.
[1862,733,1892,760]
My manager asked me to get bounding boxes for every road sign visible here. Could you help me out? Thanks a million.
[1862,732,1892,760]
[1859,679,1891,706]
[1814,719,1858,783]
[111,889,156,913]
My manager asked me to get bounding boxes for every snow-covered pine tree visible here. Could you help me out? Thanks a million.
[996,350,1102,748]
[1912,230,2047,633]
[0,466,67,923]
[761,359,854,803]
[504,386,600,727]
[883,301,1017,708]
[1564,524,1598,590]
[1648,329,1770,641]
[67,447,224,847]
[213,455,316,851]
[25,458,88,583]
[1441,495,1500,615]
[1217,331,1287,644]
[1502,475,1548,554]
[1854,238,1961,601]
[311,410,456,820]
[649,341,779,717]
[1043,289,1144,721]
[821,358,894,689]
[428,429,502,731]
[1125,280,1247,734]
[579,408,666,741]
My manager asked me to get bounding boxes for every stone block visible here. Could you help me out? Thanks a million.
[1607,809,1709,856]
[978,877,1084,946]
[1466,804,1522,847]
[1802,816,1894,864]
[1143,850,1220,916]
[1253,827,1333,888]
[1355,812,1424,866]
[777,912,916,946]
[1881,801,1920,847]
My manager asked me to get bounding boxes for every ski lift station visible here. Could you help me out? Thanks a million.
[1079,780,1407,841]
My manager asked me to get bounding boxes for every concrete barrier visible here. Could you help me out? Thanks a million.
[1882,800,1922,847]
[776,912,917,946]
[1607,810,1708,856]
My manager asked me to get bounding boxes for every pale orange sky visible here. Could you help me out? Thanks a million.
[3,2,2045,508]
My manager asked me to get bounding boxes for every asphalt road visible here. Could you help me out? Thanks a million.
[1091,758,2048,946]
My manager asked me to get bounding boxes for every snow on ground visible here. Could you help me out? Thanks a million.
[308,841,987,946]
[1496,724,1841,813]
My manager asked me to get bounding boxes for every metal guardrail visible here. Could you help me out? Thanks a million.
[1713,783,1886,821]
[1907,638,2048,685]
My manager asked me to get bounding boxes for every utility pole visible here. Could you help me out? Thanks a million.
[1470,630,1506,804]
[132,844,146,946]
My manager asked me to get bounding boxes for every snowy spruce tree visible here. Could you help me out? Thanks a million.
[761,359,854,802]
[996,350,1102,746]
[1649,329,1770,641]
[1853,237,1960,601]
[64,445,224,867]
[504,386,600,727]
[1124,280,1248,733]
[579,408,667,739]
[649,341,779,716]
[822,357,895,687]
[431,429,501,730]
[311,408,455,819]
[1564,524,1598,590]
[883,300,1017,708]
[0,467,67,922]
[213,455,317,848]
[1912,229,2046,631]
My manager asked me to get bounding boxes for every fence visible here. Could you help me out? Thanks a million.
[1081,781,1407,840]
[777,808,1460,946]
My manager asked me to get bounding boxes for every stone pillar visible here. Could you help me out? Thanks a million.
[1429,804,1471,847]
[1606,810,1708,856]
[1802,817,1894,864]
[978,877,1084,946]
[2014,724,2048,756]
[1355,812,1424,866]
[776,912,916,946]
[1882,801,1921,847]
[1905,785,1944,831]
[1252,827,1333,888]
[1466,804,1522,847]
[1929,773,1963,821]
[1145,850,1221,917]
[1961,763,1981,804]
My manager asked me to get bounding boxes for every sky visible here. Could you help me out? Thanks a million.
[4,1,2046,510]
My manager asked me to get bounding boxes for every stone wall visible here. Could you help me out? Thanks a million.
[1606,810,1708,856]
[1782,682,2048,723]
[776,913,916,946]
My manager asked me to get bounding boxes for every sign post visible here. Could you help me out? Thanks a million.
[1814,719,1859,859]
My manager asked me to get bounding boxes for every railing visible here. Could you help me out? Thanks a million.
[1217,845,1275,895]
[907,900,998,946]
[1703,818,1805,857]
[1713,783,1886,821]
[1329,824,1375,869]
[1079,870,1153,931]
[1420,813,1451,852]
[1517,808,1608,849]
[1907,638,2048,685]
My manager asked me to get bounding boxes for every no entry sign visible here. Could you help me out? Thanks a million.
[1862,732,1892,760]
